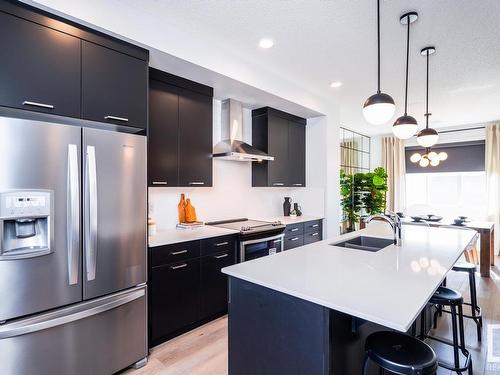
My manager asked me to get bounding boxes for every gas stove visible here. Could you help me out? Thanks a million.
[206,218,285,238]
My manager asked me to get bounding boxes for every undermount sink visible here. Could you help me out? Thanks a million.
[330,236,394,252]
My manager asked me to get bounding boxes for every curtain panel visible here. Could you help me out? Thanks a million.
[382,137,406,213]
[485,123,500,255]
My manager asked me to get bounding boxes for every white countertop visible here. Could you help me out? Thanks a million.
[222,225,477,332]
[253,215,323,225]
[149,226,238,247]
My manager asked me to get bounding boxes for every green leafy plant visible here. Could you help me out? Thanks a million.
[340,167,388,232]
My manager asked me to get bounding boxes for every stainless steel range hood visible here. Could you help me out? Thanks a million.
[213,99,274,161]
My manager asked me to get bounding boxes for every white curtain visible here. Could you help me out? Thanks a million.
[382,136,406,213]
[486,123,500,255]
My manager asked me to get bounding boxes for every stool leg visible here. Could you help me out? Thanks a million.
[450,305,461,369]
[362,353,370,375]
[433,305,440,329]
[458,304,467,353]
[469,270,482,342]
[420,307,426,339]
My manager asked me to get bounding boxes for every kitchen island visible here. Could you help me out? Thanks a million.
[222,225,477,375]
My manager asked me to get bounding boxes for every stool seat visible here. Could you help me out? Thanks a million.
[364,331,437,375]
[452,262,476,273]
[429,286,463,306]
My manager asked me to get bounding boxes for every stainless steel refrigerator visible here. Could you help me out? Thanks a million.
[0,115,147,375]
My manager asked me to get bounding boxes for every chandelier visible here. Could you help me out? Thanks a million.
[410,148,448,168]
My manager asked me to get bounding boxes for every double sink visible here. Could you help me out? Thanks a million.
[330,236,394,252]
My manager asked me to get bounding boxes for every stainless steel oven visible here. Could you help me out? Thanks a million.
[240,233,284,262]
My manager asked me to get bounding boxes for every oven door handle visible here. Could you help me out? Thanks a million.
[240,233,285,246]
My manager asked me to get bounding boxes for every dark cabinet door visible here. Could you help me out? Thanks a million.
[82,41,147,128]
[288,121,306,187]
[148,80,179,186]
[267,115,289,187]
[200,250,235,318]
[0,12,80,117]
[178,88,213,187]
[150,259,200,343]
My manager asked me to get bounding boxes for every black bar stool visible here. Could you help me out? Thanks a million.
[420,286,472,374]
[362,331,437,374]
[434,262,482,341]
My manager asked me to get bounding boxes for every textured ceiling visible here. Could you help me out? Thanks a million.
[32,0,500,135]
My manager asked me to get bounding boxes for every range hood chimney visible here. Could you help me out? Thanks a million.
[213,99,274,161]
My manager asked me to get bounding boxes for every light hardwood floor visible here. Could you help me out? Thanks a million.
[125,257,500,375]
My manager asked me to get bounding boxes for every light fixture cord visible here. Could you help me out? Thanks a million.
[377,0,381,93]
[404,15,410,115]
[425,50,430,129]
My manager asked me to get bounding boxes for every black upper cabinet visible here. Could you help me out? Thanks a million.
[82,41,147,129]
[288,121,306,187]
[149,80,179,186]
[148,68,213,187]
[0,2,148,126]
[178,88,213,187]
[0,11,80,117]
[252,108,306,187]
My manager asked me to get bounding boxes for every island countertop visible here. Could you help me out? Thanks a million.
[222,224,477,332]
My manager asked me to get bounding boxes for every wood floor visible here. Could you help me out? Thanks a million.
[126,257,500,375]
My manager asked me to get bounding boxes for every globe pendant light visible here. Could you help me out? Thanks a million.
[393,12,419,139]
[417,47,439,147]
[363,0,396,125]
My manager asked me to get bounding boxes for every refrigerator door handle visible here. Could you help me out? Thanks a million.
[0,288,145,339]
[67,144,80,285]
[85,145,98,281]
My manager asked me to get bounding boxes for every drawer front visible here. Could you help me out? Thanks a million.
[284,234,304,250]
[201,235,237,257]
[304,220,322,233]
[285,223,304,237]
[304,231,322,245]
[151,240,200,266]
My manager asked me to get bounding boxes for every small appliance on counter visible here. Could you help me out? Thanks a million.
[207,218,285,262]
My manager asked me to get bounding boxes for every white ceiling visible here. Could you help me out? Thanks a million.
[31,0,500,135]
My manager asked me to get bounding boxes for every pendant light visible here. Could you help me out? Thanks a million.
[417,46,439,147]
[363,0,396,125]
[392,12,418,139]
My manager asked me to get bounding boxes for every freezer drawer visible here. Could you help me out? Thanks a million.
[0,285,147,375]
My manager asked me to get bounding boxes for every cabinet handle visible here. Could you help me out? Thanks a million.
[170,263,187,270]
[290,228,299,232]
[215,242,228,247]
[273,239,282,243]
[22,101,54,109]
[152,181,167,185]
[272,183,284,186]
[292,183,303,186]
[311,232,319,236]
[104,115,129,122]
[214,253,229,259]
[189,182,205,185]
[311,224,319,228]
[170,250,188,256]
[290,237,299,241]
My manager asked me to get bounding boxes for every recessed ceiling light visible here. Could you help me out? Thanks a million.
[330,81,343,88]
[259,38,274,49]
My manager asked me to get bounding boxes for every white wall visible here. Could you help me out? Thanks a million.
[149,100,326,230]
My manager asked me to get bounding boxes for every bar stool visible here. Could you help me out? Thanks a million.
[420,286,472,374]
[362,331,437,374]
[436,226,482,341]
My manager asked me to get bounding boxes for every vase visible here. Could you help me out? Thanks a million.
[185,198,197,223]
[178,193,186,223]
[283,197,291,216]
[293,203,302,216]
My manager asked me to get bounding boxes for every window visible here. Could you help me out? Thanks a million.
[406,171,487,220]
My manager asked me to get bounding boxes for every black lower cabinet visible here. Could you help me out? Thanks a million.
[150,258,200,346]
[149,235,237,347]
[201,251,234,318]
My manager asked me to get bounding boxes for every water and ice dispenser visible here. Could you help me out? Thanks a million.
[0,191,52,259]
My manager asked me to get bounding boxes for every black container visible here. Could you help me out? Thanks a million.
[283,197,291,216]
